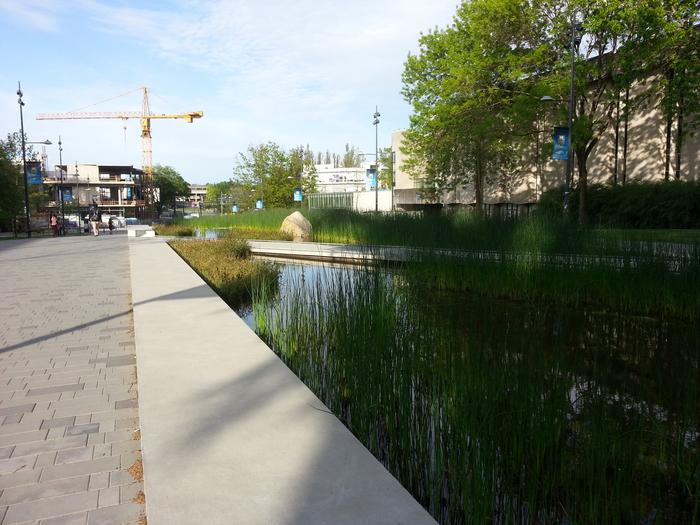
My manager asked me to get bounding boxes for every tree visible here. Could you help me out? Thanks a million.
[402,0,698,222]
[378,147,394,189]
[153,165,189,215]
[342,144,362,168]
[0,146,22,233]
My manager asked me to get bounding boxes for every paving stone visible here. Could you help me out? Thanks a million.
[104,356,135,368]
[56,446,94,465]
[118,482,144,504]
[0,454,37,475]
[0,468,42,490]
[113,399,138,410]
[108,470,135,487]
[40,417,76,430]
[86,502,142,525]
[88,473,109,491]
[97,487,120,508]
[0,404,35,417]
[0,430,49,448]
[3,490,97,523]
[35,451,57,468]
[39,512,88,525]
[46,428,65,440]
[41,456,121,482]
[64,424,99,437]
[26,383,84,397]
[0,445,15,459]
[0,476,90,505]
[12,435,87,459]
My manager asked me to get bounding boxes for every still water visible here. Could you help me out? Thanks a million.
[240,259,699,524]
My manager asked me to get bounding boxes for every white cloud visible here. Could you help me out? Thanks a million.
[0,0,64,31]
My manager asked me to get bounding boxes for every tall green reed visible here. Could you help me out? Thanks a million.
[252,263,699,524]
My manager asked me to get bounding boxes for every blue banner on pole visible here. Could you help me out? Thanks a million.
[552,127,569,161]
[27,166,42,185]
[366,168,377,191]
[231,204,239,213]
[255,199,264,210]
[293,188,303,202]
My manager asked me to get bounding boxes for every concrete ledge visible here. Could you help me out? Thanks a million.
[128,225,155,238]
[128,236,435,525]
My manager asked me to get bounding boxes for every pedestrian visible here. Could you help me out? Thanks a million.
[108,216,115,234]
[49,213,59,237]
[88,201,100,236]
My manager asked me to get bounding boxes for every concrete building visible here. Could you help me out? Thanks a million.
[44,164,144,218]
[187,184,207,207]
[313,163,374,193]
[391,78,699,214]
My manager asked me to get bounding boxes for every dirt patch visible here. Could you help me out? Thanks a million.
[133,490,146,504]
[138,516,147,525]
[132,429,141,441]
[128,459,143,481]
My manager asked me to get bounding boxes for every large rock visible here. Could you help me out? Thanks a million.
[280,211,313,242]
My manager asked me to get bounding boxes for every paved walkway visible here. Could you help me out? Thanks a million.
[0,233,145,525]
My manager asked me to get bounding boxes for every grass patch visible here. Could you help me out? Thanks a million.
[153,224,195,237]
[169,234,279,309]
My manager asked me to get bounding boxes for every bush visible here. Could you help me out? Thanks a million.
[540,181,700,228]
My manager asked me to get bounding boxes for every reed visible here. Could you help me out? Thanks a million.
[252,263,700,524]
[153,223,195,236]
[169,234,279,309]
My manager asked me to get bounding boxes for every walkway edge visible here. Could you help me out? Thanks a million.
[128,237,436,525]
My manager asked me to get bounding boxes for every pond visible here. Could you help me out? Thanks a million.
[239,259,699,524]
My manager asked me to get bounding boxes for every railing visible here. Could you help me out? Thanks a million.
[42,174,136,184]
[46,199,145,207]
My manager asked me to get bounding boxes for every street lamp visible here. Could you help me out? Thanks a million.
[372,106,380,212]
[16,82,31,238]
[58,137,65,232]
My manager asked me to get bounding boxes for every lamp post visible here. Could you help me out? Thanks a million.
[563,10,578,214]
[16,83,31,237]
[58,137,65,231]
[372,106,380,212]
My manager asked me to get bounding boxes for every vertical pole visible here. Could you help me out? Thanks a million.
[17,83,30,238]
[563,11,576,215]
[373,106,380,212]
[58,136,65,231]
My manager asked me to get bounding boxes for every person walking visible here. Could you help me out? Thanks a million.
[108,216,115,234]
[88,201,100,236]
[49,213,59,237]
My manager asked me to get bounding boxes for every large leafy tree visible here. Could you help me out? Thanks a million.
[153,164,189,215]
[402,0,698,222]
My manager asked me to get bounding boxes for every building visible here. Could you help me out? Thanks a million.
[313,164,374,193]
[187,184,207,207]
[391,77,699,215]
[43,164,144,218]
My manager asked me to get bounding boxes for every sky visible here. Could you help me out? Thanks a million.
[0,0,459,184]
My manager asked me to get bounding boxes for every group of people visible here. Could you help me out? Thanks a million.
[49,200,117,237]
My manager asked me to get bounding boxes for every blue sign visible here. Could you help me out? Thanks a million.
[27,166,42,185]
[255,199,264,210]
[62,192,73,202]
[127,187,132,199]
[366,168,377,191]
[231,204,239,213]
[552,127,569,160]
[293,188,303,202]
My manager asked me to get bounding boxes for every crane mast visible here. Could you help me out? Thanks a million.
[37,87,203,212]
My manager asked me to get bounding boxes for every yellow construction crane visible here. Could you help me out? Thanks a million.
[37,86,203,207]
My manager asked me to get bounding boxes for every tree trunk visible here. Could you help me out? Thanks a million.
[613,90,620,185]
[622,88,630,185]
[474,140,484,215]
[676,95,684,180]
[576,149,588,225]
[664,69,674,181]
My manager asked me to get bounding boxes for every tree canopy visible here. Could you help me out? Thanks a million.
[401,0,699,221]
[153,164,189,214]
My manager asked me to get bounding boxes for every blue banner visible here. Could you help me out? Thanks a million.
[552,127,569,161]
[366,168,377,191]
[27,166,42,185]
[255,199,264,210]
[62,191,73,202]
[231,204,239,213]
[293,188,303,202]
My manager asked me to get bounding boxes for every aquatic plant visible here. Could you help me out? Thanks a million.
[252,263,700,524]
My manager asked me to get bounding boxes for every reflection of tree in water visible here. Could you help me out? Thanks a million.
[254,265,699,524]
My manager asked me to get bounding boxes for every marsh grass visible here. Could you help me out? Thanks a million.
[253,264,700,524]
[169,234,279,309]
[153,223,195,236]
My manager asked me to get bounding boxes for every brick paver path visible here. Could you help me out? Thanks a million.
[0,234,145,525]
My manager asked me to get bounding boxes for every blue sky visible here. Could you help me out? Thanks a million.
[1,0,458,183]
